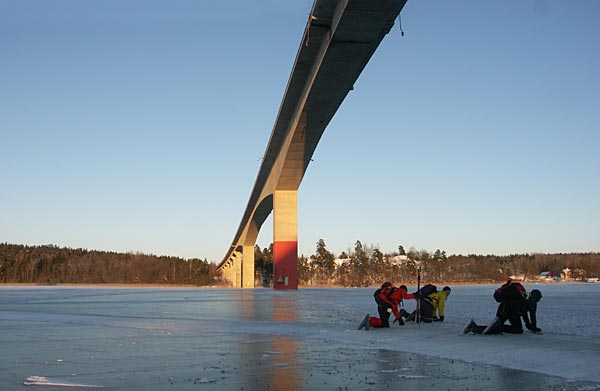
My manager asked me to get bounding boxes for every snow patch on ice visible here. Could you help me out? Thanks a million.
[23,376,103,388]
[193,377,217,384]
[397,374,428,379]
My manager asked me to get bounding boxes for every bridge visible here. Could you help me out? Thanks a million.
[217,0,408,289]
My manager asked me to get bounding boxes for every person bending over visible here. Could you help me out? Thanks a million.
[359,283,415,329]
[463,289,542,334]
[419,286,451,323]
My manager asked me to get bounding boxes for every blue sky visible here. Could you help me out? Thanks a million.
[2,0,599,263]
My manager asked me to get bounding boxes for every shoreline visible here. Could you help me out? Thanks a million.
[0,280,592,289]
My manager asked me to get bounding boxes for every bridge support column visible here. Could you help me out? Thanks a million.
[242,245,255,288]
[273,190,298,290]
[224,263,232,285]
[232,252,242,288]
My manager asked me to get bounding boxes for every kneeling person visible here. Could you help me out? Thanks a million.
[463,288,542,334]
[420,286,451,323]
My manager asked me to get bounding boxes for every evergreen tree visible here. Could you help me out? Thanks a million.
[354,240,370,286]
[314,239,335,283]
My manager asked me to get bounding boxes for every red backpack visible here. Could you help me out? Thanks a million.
[373,286,397,305]
[493,282,525,303]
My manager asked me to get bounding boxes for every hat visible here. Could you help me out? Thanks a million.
[381,282,392,289]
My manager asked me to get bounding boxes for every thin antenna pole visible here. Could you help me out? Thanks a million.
[416,266,421,324]
[398,14,405,36]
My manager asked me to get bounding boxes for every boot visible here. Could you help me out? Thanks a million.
[399,309,411,319]
[461,319,476,334]
[358,314,370,330]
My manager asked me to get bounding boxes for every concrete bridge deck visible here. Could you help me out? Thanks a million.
[218,0,408,289]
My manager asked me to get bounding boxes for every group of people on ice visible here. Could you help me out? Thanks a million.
[358,279,542,335]
[358,282,452,329]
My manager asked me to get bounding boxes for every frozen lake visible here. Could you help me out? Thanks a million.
[1,284,599,390]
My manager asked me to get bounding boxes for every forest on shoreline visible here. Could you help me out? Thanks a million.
[0,243,217,286]
[1,242,598,287]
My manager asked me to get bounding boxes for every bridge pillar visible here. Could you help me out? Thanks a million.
[242,245,255,288]
[224,263,231,285]
[273,190,298,290]
[232,252,242,288]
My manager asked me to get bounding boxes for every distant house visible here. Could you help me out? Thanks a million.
[333,258,350,268]
[560,267,587,281]
[538,271,554,281]
[388,255,409,266]
[571,268,587,281]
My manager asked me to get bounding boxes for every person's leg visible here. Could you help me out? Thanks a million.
[399,308,411,318]
[472,323,488,334]
[501,314,524,334]
[482,317,505,334]
[370,316,383,328]
[462,319,488,334]
[378,303,391,327]
[420,301,434,322]
[405,310,417,321]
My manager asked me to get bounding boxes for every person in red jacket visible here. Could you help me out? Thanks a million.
[359,283,415,329]
[388,285,416,325]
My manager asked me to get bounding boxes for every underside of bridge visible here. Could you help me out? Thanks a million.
[217,0,408,289]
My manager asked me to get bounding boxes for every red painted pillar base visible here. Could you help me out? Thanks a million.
[273,241,298,290]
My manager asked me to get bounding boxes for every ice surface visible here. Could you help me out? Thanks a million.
[1,284,599,390]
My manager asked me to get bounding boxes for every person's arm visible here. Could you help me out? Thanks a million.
[378,291,389,305]
[386,290,405,321]
[525,303,540,332]
[436,293,446,319]
[401,291,416,300]
[387,290,402,319]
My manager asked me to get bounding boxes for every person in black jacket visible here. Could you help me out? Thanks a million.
[463,289,542,334]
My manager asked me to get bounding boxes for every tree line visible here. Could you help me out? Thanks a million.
[258,239,600,287]
[2,241,598,287]
[0,243,217,285]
